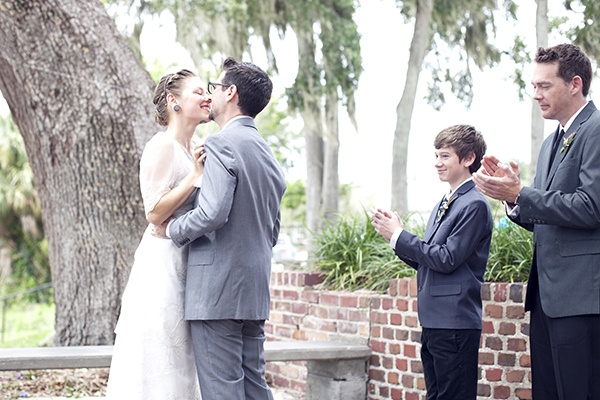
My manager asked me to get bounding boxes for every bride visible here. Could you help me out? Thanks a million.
[106,69,211,399]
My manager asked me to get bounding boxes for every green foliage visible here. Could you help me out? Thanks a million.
[485,217,532,282]
[315,213,416,292]
[314,211,533,292]
[0,301,55,348]
[0,116,50,302]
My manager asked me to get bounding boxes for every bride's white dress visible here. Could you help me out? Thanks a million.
[106,132,202,400]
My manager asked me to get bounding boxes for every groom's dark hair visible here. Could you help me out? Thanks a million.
[221,57,273,118]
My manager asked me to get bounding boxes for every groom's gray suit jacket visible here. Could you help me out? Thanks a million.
[168,116,286,321]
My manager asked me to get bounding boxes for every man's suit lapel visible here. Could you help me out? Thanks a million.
[545,101,597,189]
[424,180,475,242]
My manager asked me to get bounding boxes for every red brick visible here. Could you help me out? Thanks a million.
[477,384,491,397]
[485,368,503,381]
[416,376,426,389]
[369,354,380,366]
[404,344,417,358]
[371,297,381,308]
[340,294,358,308]
[396,329,409,341]
[283,290,299,300]
[485,336,503,350]
[309,305,328,318]
[382,327,394,340]
[301,290,319,303]
[493,282,508,302]
[387,371,399,384]
[390,387,403,400]
[390,313,403,326]
[509,283,524,302]
[382,298,394,310]
[405,315,419,327]
[406,392,420,400]
[396,357,408,371]
[519,354,531,368]
[481,283,491,301]
[398,278,410,296]
[515,388,533,400]
[507,369,526,383]
[485,304,504,318]
[371,325,381,338]
[382,356,394,369]
[389,279,400,296]
[389,343,400,354]
[499,321,516,335]
[409,278,418,296]
[320,292,339,306]
[507,338,527,352]
[410,360,423,373]
[396,298,409,311]
[479,352,495,365]
[302,272,324,286]
[291,302,308,314]
[370,311,388,324]
[369,368,385,382]
[482,320,495,334]
[371,340,386,353]
[401,373,414,388]
[506,305,525,319]
[493,385,512,399]
[498,353,516,367]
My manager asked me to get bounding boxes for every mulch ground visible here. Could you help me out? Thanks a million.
[0,368,108,399]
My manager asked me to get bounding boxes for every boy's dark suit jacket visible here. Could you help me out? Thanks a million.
[395,180,493,329]
[511,101,600,318]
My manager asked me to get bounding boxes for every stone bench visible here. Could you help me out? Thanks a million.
[0,340,371,400]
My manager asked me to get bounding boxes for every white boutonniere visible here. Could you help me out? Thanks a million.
[436,196,454,223]
[560,132,576,153]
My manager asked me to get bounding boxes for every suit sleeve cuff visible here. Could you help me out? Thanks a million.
[390,227,403,249]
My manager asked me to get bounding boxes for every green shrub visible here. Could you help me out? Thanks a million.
[315,212,533,291]
[314,213,416,292]
[485,217,533,282]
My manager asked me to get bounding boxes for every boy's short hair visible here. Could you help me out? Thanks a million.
[434,124,487,173]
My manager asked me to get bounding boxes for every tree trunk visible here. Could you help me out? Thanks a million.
[0,0,154,345]
[530,0,548,179]
[295,28,324,243]
[391,0,434,214]
[322,90,339,223]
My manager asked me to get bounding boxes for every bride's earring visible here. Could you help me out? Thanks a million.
[173,105,181,112]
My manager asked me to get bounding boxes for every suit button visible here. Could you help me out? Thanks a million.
[418,286,422,291]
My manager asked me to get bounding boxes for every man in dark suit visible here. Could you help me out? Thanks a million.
[159,58,286,400]
[370,125,492,399]
[474,43,600,399]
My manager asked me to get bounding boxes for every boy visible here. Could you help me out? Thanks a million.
[369,124,492,399]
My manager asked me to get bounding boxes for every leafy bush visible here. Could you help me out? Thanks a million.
[485,217,533,282]
[314,212,416,292]
[315,212,533,291]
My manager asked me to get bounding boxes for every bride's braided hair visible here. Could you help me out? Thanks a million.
[152,69,197,126]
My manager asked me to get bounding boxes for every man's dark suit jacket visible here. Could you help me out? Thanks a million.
[510,101,600,318]
[395,180,493,329]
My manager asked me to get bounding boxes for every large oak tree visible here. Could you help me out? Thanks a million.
[0,0,154,345]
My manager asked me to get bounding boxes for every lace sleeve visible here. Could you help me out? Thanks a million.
[139,134,178,218]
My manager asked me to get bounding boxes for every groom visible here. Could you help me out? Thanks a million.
[163,58,286,399]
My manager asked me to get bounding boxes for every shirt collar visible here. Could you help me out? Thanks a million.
[447,177,472,200]
[562,101,589,132]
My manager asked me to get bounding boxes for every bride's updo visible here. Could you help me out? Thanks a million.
[153,69,197,126]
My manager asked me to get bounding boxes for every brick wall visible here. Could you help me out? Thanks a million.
[266,270,532,400]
